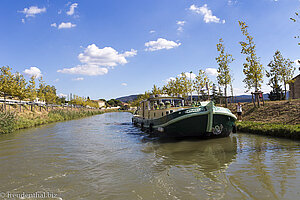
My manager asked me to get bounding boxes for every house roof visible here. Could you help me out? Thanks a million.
[292,74,300,80]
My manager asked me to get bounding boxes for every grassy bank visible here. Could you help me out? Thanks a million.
[225,99,300,139]
[236,121,300,139]
[0,107,123,134]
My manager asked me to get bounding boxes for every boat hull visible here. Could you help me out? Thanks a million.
[132,107,236,138]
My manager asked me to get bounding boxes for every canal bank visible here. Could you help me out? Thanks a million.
[227,99,300,139]
[0,105,122,134]
[0,112,299,199]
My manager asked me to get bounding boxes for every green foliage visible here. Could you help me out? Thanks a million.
[107,99,123,107]
[237,121,300,139]
[37,76,46,101]
[13,73,27,100]
[267,50,296,99]
[216,38,233,100]
[238,21,264,92]
[27,76,37,101]
[15,109,104,131]
[151,84,161,95]
[131,92,150,107]
[194,70,210,99]
[0,66,15,98]
[0,111,16,134]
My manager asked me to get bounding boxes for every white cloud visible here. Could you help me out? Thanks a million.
[73,77,84,81]
[205,68,218,76]
[164,77,176,83]
[294,59,300,65]
[21,19,25,23]
[177,20,186,32]
[189,4,225,24]
[67,3,78,16]
[59,65,108,76]
[54,78,59,82]
[58,93,67,98]
[165,72,196,83]
[20,6,46,18]
[149,30,155,34]
[78,44,137,67]
[51,23,57,27]
[58,22,76,29]
[121,83,127,86]
[58,44,137,76]
[23,67,42,78]
[145,38,181,51]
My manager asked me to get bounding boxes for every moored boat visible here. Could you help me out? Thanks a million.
[132,95,237,138]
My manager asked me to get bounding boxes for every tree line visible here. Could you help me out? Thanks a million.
[0,66,100,108]
[133,21,296,107]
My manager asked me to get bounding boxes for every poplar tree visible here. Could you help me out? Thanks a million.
[27,76,37,101]
[0,66,15,98]
[267,50,295,99]
[238,21,264,93]
[151,84,161,96]
[194,70,209,102]
[13,73,27,101]
[37,76,46,102]
[216,38,234,107]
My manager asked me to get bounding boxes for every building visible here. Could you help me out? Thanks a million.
[289,74,300,99]
[92,100,106,108]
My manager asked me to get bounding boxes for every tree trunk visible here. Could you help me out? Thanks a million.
[4,95,6,111]
[284,81,287,100]
[224,85,228,108]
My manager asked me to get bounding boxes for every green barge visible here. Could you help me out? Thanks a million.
[132,95,237,138]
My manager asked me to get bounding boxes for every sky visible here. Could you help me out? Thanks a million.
[0,0,299,100]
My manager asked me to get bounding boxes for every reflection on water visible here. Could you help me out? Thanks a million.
[143,137,237,174]
[0,112,299,200]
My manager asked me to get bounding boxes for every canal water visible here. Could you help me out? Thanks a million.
[0,112,299,200]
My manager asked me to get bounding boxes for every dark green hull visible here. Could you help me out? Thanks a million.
[132,105,236,138]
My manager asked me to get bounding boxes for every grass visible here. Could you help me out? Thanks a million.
[236,121,300,140]
[0,108,128,134]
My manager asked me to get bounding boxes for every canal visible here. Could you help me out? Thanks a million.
[0,112,299,199]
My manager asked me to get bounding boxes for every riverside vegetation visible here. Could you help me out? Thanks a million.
[227,99,300,139]
[0,105,108,134]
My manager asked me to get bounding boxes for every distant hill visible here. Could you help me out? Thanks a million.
[116,94,140,103]
[116,93,271,103]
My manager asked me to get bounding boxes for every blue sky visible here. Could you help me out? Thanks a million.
[0,0,299,100]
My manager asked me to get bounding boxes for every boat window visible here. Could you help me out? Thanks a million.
[162,112,163,116]
[170,110,173,113]
[166,111,169,115]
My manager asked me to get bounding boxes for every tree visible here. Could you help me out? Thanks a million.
[151,85,161,96]
[211,83,218,103]
[13,73,27,101]
[268,76,285,101]
[27,76,37,101]
[44,85,57,104]
[216,38,234,107]
[179,73,192,101]
[0,66,15,98]
[37,76,46,102]
[279,57,295,99]
[194,70,209,102]
[267,50,296,99]
[239,21,264,92]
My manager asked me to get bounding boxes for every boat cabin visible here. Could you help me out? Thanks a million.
[136,95,189,119]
